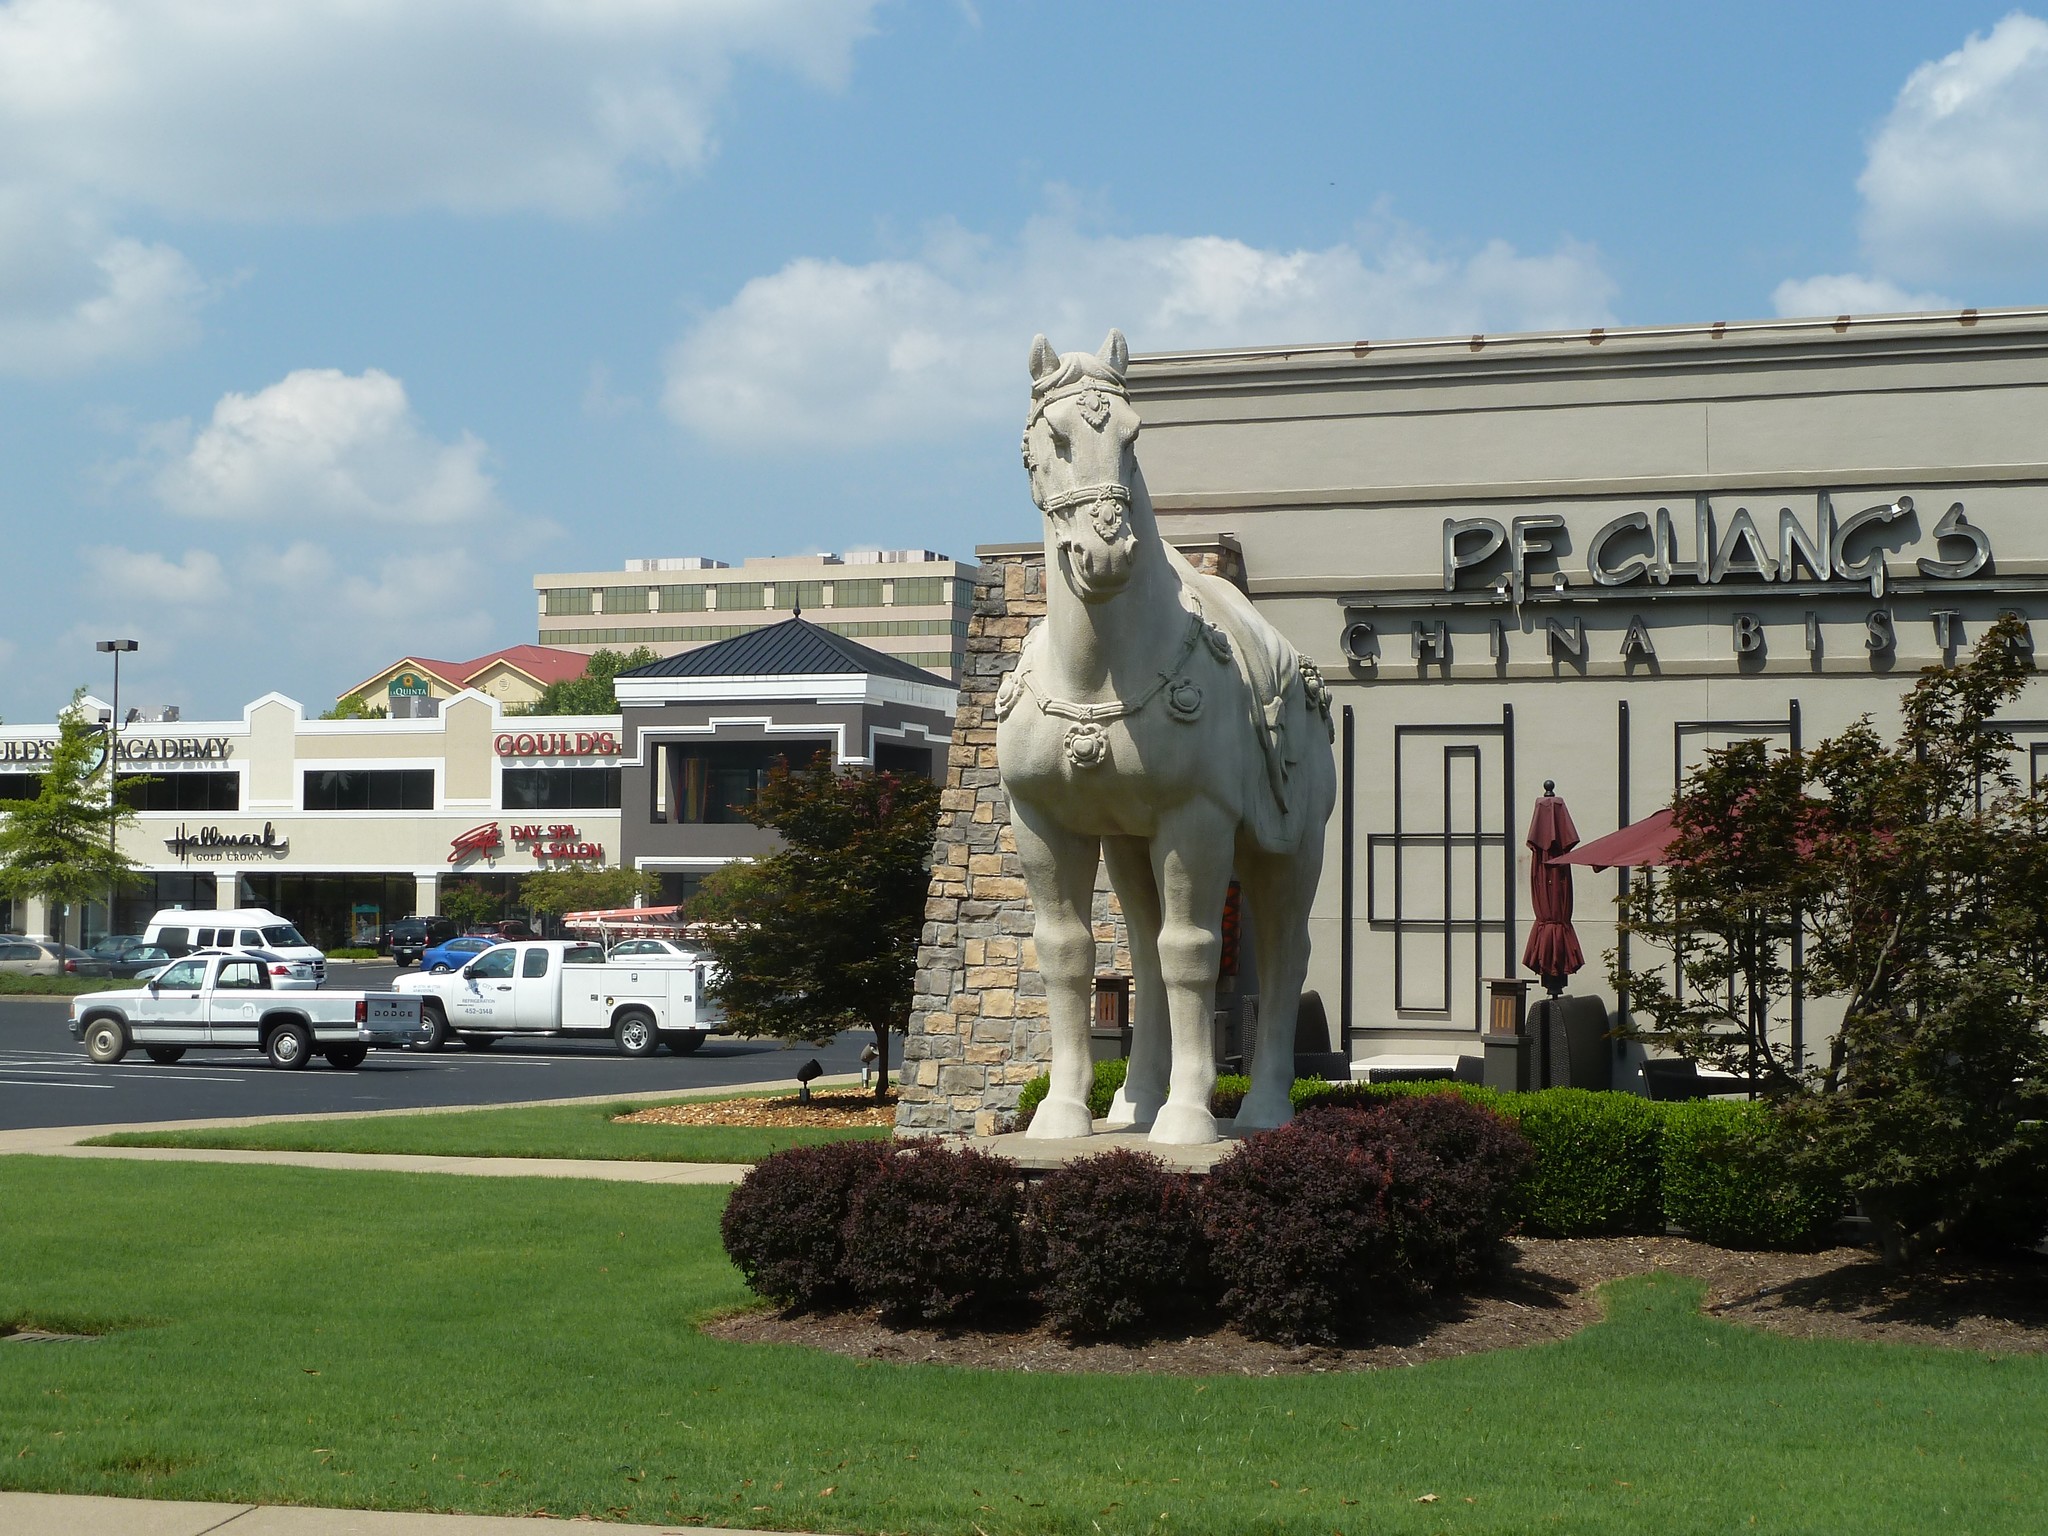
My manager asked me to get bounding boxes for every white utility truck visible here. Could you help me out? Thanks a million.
[69,952,427,1069]
[391,939,722,1055]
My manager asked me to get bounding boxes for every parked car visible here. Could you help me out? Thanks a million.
[185,947,323,990]
[73,943,174,980]
[387,915,458,969]
[421,935,500,973]
[86,934,149,960]
[606,937,702,962]
[471,919,535,942]
[0,940,92,976]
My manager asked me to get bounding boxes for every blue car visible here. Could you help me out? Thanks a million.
[421,935,501,973]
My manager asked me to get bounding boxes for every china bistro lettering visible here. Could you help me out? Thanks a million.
[1442,493,1990,601]
[494,731,620,757]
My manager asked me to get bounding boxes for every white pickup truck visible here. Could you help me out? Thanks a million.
[69,952,427,1069]
[392,939,722,1056]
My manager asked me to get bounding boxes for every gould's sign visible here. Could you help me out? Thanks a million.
[1444,494,1990,602]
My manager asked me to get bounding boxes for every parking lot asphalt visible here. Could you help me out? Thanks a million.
[0,962,876,1132]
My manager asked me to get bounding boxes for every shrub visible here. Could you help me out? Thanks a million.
[720,1140,898,1308]
[1507,1089,1665,1236]
[1659,1100,1845,1250]
[326,946,380,960]
[1027,1149,1207,1338]
[1303,1094,1533,1283]
[1013,1056,1128,1131]
[1199,1117,1430,1342]
[842,1144,1032,1323]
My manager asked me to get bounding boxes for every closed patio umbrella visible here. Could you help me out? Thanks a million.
[1522,781,1585,997]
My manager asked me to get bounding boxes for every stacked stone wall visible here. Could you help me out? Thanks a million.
[895,539,1245,1137]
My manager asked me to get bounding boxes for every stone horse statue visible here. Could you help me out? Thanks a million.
[997,329,1337,1145]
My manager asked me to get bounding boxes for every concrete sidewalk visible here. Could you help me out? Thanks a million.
[0,1073,873,1184]
[0,1491,809,1535]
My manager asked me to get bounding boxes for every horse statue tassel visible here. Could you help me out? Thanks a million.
[998,329,1338,1145]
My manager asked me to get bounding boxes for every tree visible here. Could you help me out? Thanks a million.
[519,866,662,918]
[438,878,504,931]
[689,757,941,1100]
[523,648,659,716]
[0,693,143,963]
[320,693,387,720]
[1615,617,2048,1266]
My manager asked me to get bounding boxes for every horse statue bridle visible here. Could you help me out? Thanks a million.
[1023,375,1136,541]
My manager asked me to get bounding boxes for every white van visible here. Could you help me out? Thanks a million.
[145,907,327,982]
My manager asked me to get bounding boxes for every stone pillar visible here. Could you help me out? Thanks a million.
[895,536,1247,1138]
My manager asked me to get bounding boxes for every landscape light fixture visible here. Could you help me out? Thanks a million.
[795,1057,824,1106]
[94,639,139,947]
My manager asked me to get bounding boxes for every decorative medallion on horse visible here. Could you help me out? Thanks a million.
[997,329,1338,1145]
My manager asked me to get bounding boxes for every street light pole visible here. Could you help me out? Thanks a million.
[95,639,138,945]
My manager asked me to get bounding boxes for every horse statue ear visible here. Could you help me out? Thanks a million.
[1029,334,1061,383]
[1098,328,1129,376]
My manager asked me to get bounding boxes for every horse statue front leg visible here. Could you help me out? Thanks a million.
[1146,805,1238,1145]
[1101,836,1167,1128]
[1012,801,1104,1140]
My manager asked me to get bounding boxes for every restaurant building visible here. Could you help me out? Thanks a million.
[899,306,2048,1133]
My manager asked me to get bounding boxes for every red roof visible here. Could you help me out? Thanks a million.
[374,644,593,694]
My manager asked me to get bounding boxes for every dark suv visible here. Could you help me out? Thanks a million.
[389,916,457,968]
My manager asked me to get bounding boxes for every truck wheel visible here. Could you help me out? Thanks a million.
[145,1046,186,1065]
[614,1009,658,1057]
[419,1001,448,1052]
[662,1031,706,1056]
[459,1033,496,1050]
[324,1044,368,1069]
[84,1018,129,1064]
[266,1022,312,1070]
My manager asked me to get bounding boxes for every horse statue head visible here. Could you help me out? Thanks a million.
[1022,329,1146,602]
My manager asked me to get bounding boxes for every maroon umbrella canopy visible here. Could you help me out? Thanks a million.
[1550,806,1678,871]
[1522,782,1586,995]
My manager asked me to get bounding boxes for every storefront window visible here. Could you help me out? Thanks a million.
[501,767,622,810]
[303,769,434,811]
[122,772,240,812]
[669,740,826,823]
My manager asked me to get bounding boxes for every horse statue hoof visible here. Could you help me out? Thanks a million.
[1148,1100,1220,1146]
[1104,1084,1162,1129]
[1233,1087,1294,1133]
[1025,1096,1096,1140]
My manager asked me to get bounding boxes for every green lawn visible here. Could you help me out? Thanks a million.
[2,1157,2042,1533]
[85,1098,888,1165]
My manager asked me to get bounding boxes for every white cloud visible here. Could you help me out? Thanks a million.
[0,191,205,374]
[0,0,878,371]
[0,0,878,220]
[1859,12,2048,283]
[153,368,499,526]
[1775,12,2048,313]
[664,213,1617,446]
[1770,272,1951,320]
[82,545,227,606]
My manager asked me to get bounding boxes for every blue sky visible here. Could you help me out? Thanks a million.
[2,1,2044,723]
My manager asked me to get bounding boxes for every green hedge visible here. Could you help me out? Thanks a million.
[1659,1100,1845,1250]
[1014,1067,1839,1251]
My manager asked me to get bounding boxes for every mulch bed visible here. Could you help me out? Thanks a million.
[705,1236,2048,1375]
[615,1092,897,1130]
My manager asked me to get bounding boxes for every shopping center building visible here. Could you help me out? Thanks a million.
[0,692,626,949]
[900,306,2048,1133]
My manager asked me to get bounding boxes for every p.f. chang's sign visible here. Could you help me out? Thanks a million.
[494,731,620,758]
[1443,493,1991,602]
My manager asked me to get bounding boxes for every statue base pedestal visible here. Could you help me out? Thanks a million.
[965,1121,1246,1174]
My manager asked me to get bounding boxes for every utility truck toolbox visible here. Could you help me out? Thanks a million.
[68,952,424,1070]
